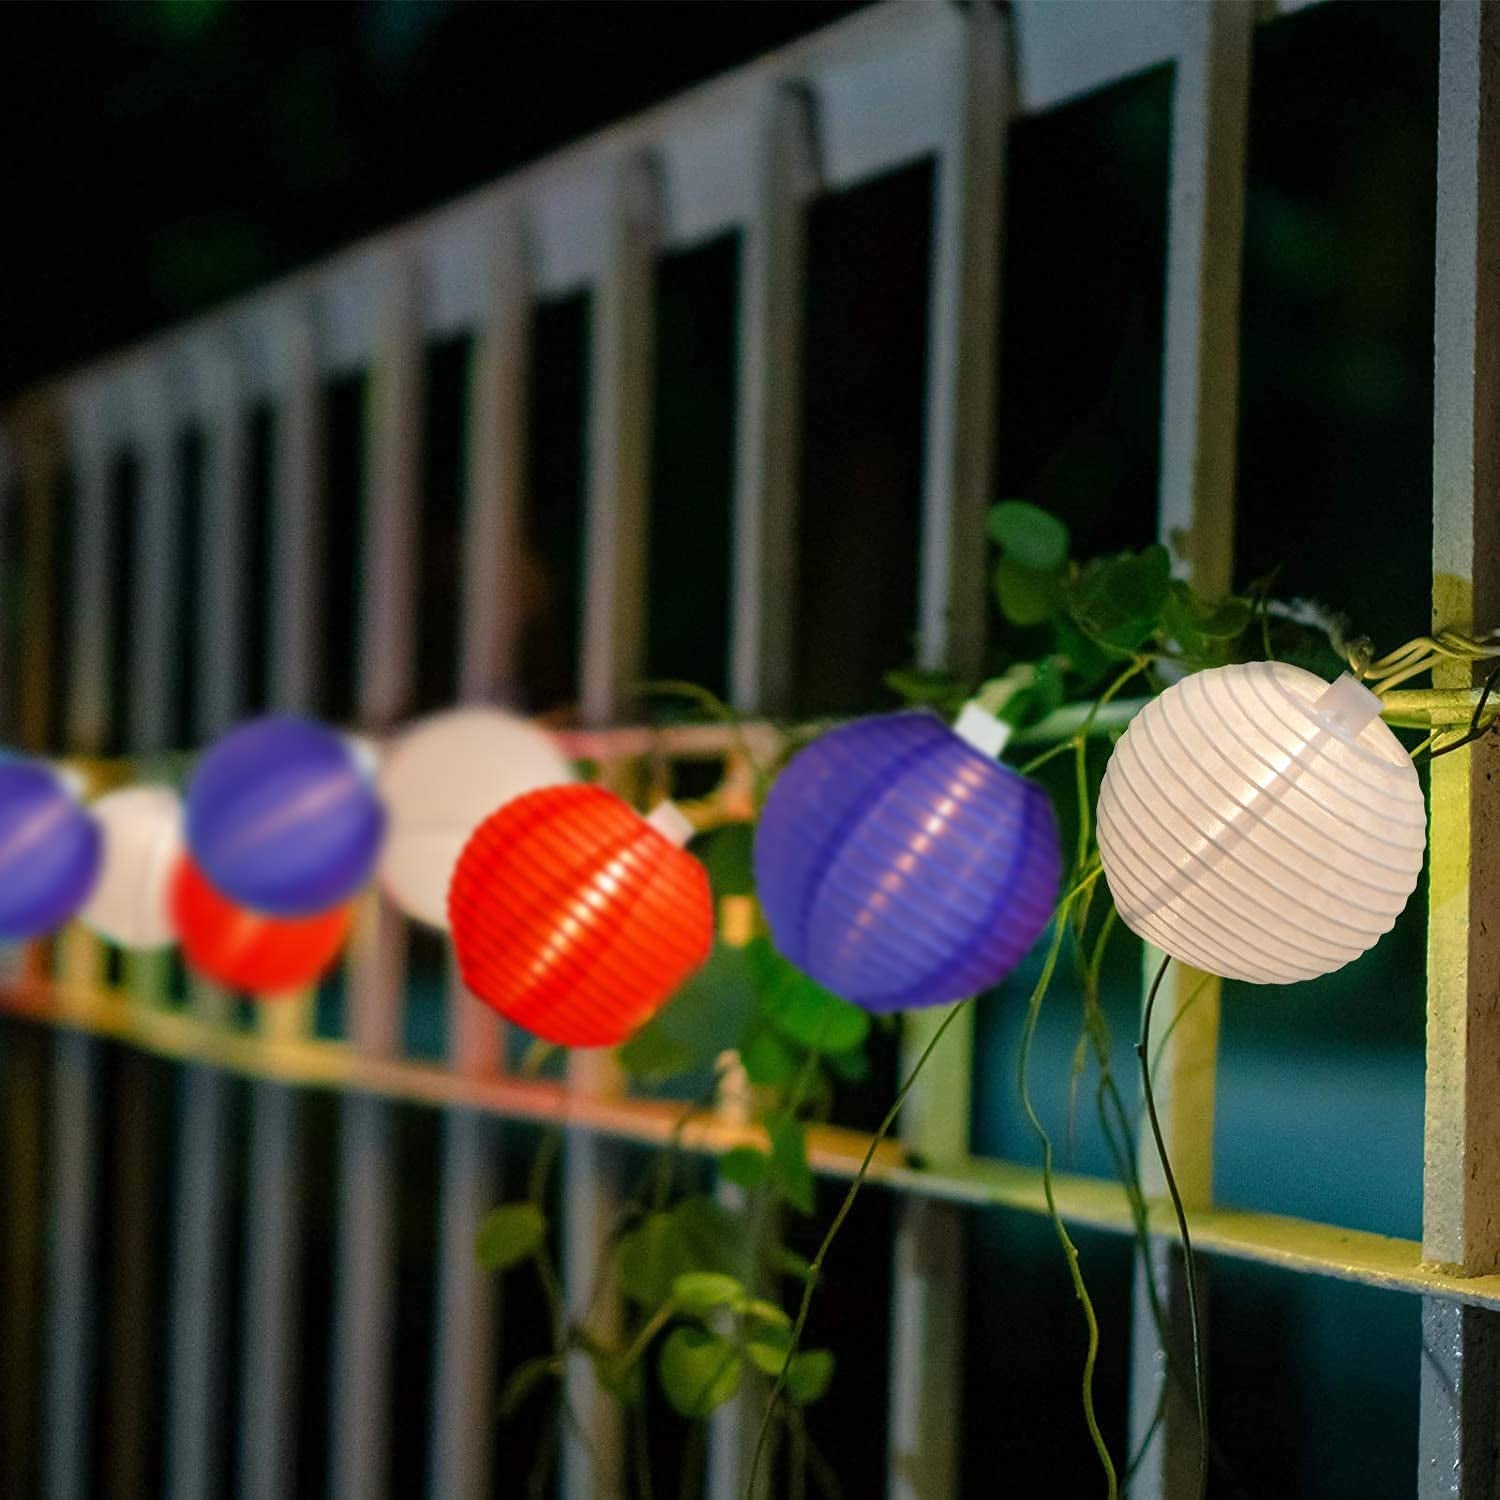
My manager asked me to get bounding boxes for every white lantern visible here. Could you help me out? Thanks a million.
[1096,663,1426,984]
[377,705,575,930]
[79,786,183,950]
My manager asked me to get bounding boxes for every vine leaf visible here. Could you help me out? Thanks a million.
[719,1145,771,1190]
[475,1204,546,1272]
[622,942,758,1079]
[499,1354,560,1418]
[746,1324,793,1376]
[1161,581,1252,663]
[618,1212,695,1308]
[617,1199,747,1309]
[825,1045,870,1083]
[741,1297,792,1329]
[617,1026,693,1081]
[995,556,1065,626]
[744,1328,834,1403]
[658,1327,743,1417]
[671,1271,745,1318]
[671,1196,750,1278]
[756,946,870,1053]
[741,1026,797,1085]
[1067,544,1172,652]
[767,1245,817,1284]
[785,1350,835,1405]
[768,1112,815,1214]
[989,500,1071,571]
[698,822,756,898]
[884,666,970,715]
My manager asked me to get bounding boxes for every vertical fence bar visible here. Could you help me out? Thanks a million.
[458,213,529,710]
[888,9,1006,1496]
[713,83,816,1499]
[43,1027,98,1500]
[915,2,1006,688]
[63,401,113,762]
[165,341,247,1500]
[1129,7,1252,1498]
[0,1022,44,1499]
[237,303,323,1500]
[272,305,324,719]
[40,395,114,1500]
[428,1105,499,1500]
[578,155,658,728]
[1420,5,1500,1496]
[427,215,528,1500]
[16,403,57,756]
[564,152,658,1500]
[707,1045,762,1500]
[130,371,179,755]
[332,255,422,1500]
[728,85,816,719]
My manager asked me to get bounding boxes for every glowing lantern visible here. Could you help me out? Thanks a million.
[0,761,102,940]
[1096,663,1426,984]
[448,785,713,1047]
[170,857,353,995]
[754,704,1062,1011]
[186,715,385,916]
[377,705,574,930]
[79,786,183,950]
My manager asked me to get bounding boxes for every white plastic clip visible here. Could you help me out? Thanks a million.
[953,700,1013,759]
[645,800,696,847]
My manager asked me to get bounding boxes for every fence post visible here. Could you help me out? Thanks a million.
[1419,5,1500,1496]
[1129,5,1252,1497]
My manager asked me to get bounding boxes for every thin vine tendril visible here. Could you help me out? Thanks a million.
[1136,955,1208,1500]
[1018,874,1118,1498]
[744,996,975,1497]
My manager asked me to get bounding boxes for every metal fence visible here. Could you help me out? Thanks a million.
[0,2,1497,1497]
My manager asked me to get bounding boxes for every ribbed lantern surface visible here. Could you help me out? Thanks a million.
[186,715,385,916]
[448,785,714,1047]
[754,711,1062,1012]
[171,857,354,994]
[0,762,102,939]
[378,706,574,931]
[80,786,182,950]
[1097,662,1426,985]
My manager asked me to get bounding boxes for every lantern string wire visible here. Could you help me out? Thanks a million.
[1018,655,1150,778]
[1137,953,1208,1500]
[1017,871,1118,1498]
[1421,656,1500,760]
[1356,628,1500,697]
[638,679,768,788]
[1085,947,1250,1498]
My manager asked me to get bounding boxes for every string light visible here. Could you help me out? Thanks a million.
[449,785,713,1047]
[186,715,385,916]
[1097,663,1426,984]
[0,761,101,941]
[754,704,1062,1011]
[377,705,574,930]
[79,786,182,950]
[171,857,354,995]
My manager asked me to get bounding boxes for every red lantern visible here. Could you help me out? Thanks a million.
[170,857,353,996]
[448,785,713,1047]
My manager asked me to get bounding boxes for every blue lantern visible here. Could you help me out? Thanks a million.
[0,762,102,939]
[754,706,1061,1011]
[186,716,385,916]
